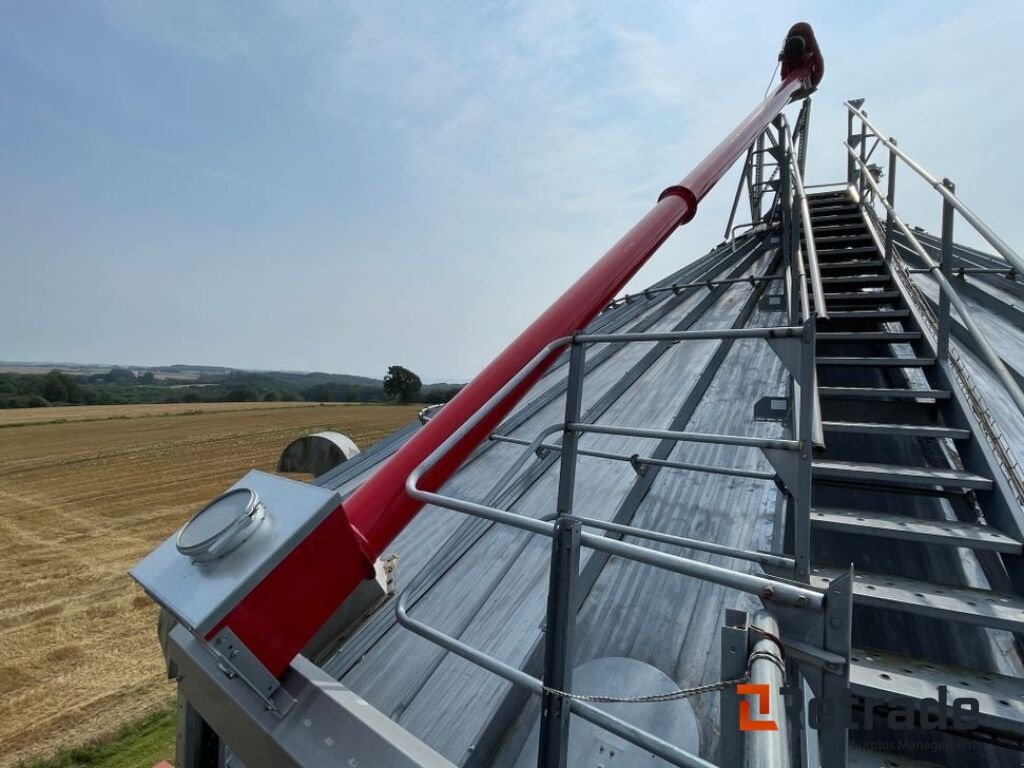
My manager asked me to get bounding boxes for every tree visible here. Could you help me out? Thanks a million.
[383,365,422,403]
[105,367,137,384]
[42,370,78,404]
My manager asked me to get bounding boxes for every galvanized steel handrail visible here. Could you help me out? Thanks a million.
[744,612,790,768]
[780,115,828,319]
[394,589,717,768]
[845,100,1024,277]
[399,277,822,768]
[489,433,777,481]
[859,204,1024,506]
[845,141,1024,415]
[404,325,820,611]
[570,514,795,570]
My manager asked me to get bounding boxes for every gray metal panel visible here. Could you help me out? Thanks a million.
[300,220,1024,766]
[167,626,456,768]
[318,241,787,765]
[131,471,341,635]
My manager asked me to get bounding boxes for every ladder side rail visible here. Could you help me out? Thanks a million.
[845,100,1024,277]
[845,141,1024,415]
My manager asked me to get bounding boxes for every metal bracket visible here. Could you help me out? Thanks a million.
[762,448,799,495]
[628,453,649,477]
[782,638,846,675]
[759,293,786,312]
[754,395,791,423]
[719,609,749,768]
[767,336,802,379]
[210,627,295,715]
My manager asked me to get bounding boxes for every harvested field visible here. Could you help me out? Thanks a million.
[0,400,332,427]
[0,402,419,766]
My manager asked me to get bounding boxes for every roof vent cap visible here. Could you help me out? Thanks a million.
[176,487,266,563]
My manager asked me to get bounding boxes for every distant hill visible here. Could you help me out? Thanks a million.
[0,362,464,409]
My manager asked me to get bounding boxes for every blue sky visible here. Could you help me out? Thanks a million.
[1,1,1021,380]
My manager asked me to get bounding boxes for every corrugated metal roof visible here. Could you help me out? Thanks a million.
[308,220,1024,765]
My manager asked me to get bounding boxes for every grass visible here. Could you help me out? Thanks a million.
[15,705,175,768]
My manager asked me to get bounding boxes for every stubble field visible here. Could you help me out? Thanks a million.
[0,402,419,766]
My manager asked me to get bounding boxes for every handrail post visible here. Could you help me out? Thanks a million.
[753,132,765,222]
[845,107,855,186]
[726,147,755,240]
[720,610,749,768]
[538,516,582,768]
[796,98,811,178]
[556,342,586,517]
[538,339,586,765]
[744,611,790,768]
[857,113,867,202]
[776,120,796,324]
[791,195,804,323]
[938,179,956,361]
[884,139,897,262]
[794,317,814,583]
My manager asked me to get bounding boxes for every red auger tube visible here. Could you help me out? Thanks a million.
[212,23,824,676]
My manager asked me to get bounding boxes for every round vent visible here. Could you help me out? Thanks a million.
[176,487,266,563]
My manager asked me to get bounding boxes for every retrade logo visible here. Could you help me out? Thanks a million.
[737,683,779,731]
[735,683,980,733]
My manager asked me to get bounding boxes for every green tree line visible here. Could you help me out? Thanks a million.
[0,367,462,409]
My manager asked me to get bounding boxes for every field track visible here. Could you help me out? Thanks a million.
[0,402,419,766]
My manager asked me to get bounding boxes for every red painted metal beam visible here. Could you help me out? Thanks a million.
[213,23,824,676]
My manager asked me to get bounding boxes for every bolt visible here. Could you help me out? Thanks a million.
[796,595,809,607]
[762,586,775,599]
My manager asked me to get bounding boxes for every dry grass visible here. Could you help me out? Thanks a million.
[0,402,419,767]
[0,400,335,427]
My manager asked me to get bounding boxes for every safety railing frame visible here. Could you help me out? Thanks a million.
[721,104,827,457]
[846,100,1024,276]
[402,320,849,768]
[842,119,1024,416]
[844,126,1024,589]
[851,182,1024,515]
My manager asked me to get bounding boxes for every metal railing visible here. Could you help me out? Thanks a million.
[845,100,1024,277]
[842,109,1024,416]
[390,97,844,768]
[723,102,827,327]
[856,203,1024,509]
[400,313,848,768]
[779,114,827,321]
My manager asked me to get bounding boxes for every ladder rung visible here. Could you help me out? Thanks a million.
[811,567,1024,632]
[816,246,878,255]
[821,420,970,439]
[813,275,890,285]
[809,204,859,212]
[818,258,884,270]
[816,331,920,341]
[819,386,949,400]
[820,290,899,301]
[815,234,874,243]
[812,225,865,235]
[812,459,992,490]
[811,507,1022,553]
[850,648,1024,740]
[819,309,910,320]
[817,356,934,367]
